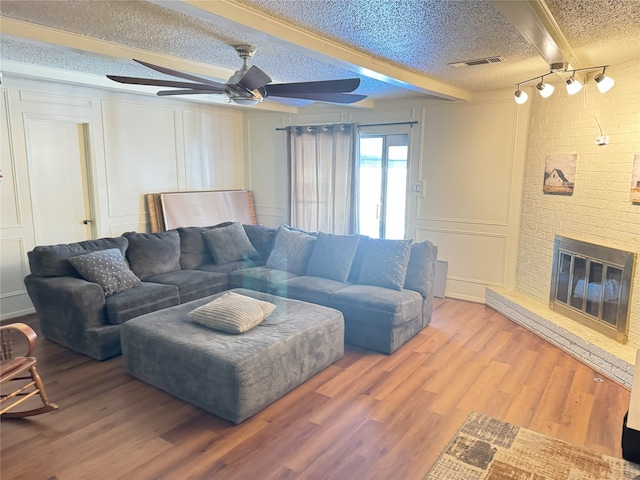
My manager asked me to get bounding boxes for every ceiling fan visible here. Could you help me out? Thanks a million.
[107,45,367,106]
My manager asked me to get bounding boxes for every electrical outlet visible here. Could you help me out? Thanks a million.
[596,135,610,146]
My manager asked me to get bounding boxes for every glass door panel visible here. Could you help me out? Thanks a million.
[358,137,383,238]
[358,134,408,239]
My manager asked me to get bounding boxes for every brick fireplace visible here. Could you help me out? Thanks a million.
[486,62,640,387]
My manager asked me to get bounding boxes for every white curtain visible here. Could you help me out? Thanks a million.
[287,124,356,233]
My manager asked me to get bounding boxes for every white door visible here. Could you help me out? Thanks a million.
[25,117,93,245]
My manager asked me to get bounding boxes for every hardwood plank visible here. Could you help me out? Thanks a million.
[0,298,631,479]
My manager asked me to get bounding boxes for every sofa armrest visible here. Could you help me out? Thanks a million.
[24,274,107,345]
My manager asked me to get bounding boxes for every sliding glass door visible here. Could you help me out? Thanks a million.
[357,133,408,239]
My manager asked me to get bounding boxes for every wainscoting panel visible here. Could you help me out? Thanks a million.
[101,100,180,218]
[1,91,20,228]
[418,101,515,225]
[19,89,93,107]
[183,109,244,190]
[109,221,150,237]
[418,227,507,301]
[0,237,28,297]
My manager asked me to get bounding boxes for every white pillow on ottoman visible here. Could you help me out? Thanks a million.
[188,292,276,334]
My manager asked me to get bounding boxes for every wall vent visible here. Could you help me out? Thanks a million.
[449,56,505,68]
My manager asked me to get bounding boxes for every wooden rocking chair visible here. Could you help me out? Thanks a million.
[1,323,58,417]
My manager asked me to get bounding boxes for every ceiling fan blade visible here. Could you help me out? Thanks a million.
[156,89,227,96]
[265,78,361,96]
[265,92,367,104]
[132,59,227,89]
[107,75,226,92]
[237,65,272,91]
[267,96,316,107]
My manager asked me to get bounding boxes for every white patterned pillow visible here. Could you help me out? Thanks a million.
[69,248,141,296]
[188,292,276,334]
[358,238,413,290]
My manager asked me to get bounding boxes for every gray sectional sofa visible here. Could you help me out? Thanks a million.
[24,223,438,360]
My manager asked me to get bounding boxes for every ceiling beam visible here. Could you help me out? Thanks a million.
[0,16,235,81]
[152,0,470,101]
[493,0,584,69]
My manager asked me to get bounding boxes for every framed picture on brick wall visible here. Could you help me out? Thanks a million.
[631,154,640,204]
[543,154,576,196]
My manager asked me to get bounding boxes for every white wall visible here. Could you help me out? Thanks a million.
[515,61,640,349]
[0,75,245,319]
[244,91,530,302]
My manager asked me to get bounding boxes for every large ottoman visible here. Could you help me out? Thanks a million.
[120,288,344,424]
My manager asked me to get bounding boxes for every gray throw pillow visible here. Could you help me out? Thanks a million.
[306,232,360,282]
[123,231,181,280]
[358,238,413,290]
[188,291,276,334]
[202,222,258,264]
[266,226,316,274]
[404,241,438,297]
[28,237,129,277]
[242,224,278,261]
[69,248,141,296]
[177,222,233,270]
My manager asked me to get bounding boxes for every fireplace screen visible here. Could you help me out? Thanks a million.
[550,236,635,343]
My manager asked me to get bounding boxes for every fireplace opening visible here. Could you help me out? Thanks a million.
[550,236,635,343]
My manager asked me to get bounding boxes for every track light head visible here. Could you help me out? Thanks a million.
[514,87,528,104]
[536,78,554,98]
[594,68,615,93]
[565,75,583,95]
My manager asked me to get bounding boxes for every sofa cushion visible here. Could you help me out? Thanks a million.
[283,275,348,306]
[68,248,141,296]
[177,223,233,270]
[358,238,412,290]
[197,259,263,274]
[104,282,180,325]
[202,222,258,264]
[329,284,423,328]
[188,291,276,334]
[306,232,360,282]
[123,231,181,280]
[243,224,277,262]
[347,235,369,283]
[144,270,229,304]
[403,241,438,297]
[266,226,316,275]
[228,266,298,293]
[28,237,129,277]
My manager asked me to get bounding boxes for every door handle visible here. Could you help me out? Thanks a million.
[83,219,92,225]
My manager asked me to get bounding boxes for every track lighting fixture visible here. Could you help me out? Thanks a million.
[514,64,614,104]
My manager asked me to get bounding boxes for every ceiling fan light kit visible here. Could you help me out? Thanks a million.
[106,45,367,106]
[514,65,615,104]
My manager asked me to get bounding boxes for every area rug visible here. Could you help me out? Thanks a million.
[424,412,640,480]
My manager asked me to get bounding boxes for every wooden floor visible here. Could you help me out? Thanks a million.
[1,298,631,479]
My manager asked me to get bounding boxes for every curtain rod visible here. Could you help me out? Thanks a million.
[275,120,418,131]
[358,121,418,128]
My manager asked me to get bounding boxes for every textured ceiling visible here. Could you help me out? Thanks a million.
[1,0,639,109]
